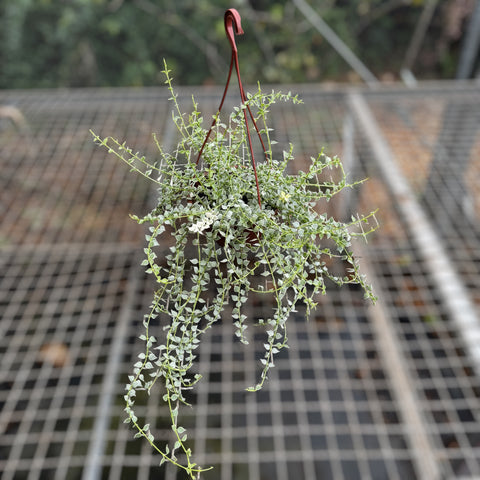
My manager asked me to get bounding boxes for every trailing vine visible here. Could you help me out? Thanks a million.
[91,61,376,478]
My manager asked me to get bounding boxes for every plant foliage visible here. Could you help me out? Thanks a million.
[92,62,376,478]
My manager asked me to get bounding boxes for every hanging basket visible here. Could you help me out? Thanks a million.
[92,8,377,479]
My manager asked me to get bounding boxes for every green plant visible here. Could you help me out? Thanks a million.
[91,62,376,479]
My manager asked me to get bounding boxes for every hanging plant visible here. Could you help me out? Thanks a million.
[92,9,376,479]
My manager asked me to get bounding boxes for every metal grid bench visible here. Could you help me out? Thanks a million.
[0,83,479,480]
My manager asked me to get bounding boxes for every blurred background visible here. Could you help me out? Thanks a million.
[1,1,480,480]
[0,0,479,88]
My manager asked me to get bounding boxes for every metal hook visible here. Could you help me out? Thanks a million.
[224,8,243,53]
[196,8,267,208]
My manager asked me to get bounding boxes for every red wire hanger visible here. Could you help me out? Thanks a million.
[196,8,268,208]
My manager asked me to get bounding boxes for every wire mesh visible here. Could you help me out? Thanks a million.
[0,89,167,246]
[353,87,480,479]
[0,84,479,480]
[364,87,480,306]
[0,245,137,480]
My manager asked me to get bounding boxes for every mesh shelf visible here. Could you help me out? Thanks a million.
[364,89,480,306]
[1,84,479,480]
[357,173,480,478]
[0,246,137,480]
[0,89,168,246]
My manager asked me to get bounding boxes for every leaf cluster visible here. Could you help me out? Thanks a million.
[92,61,376,478]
